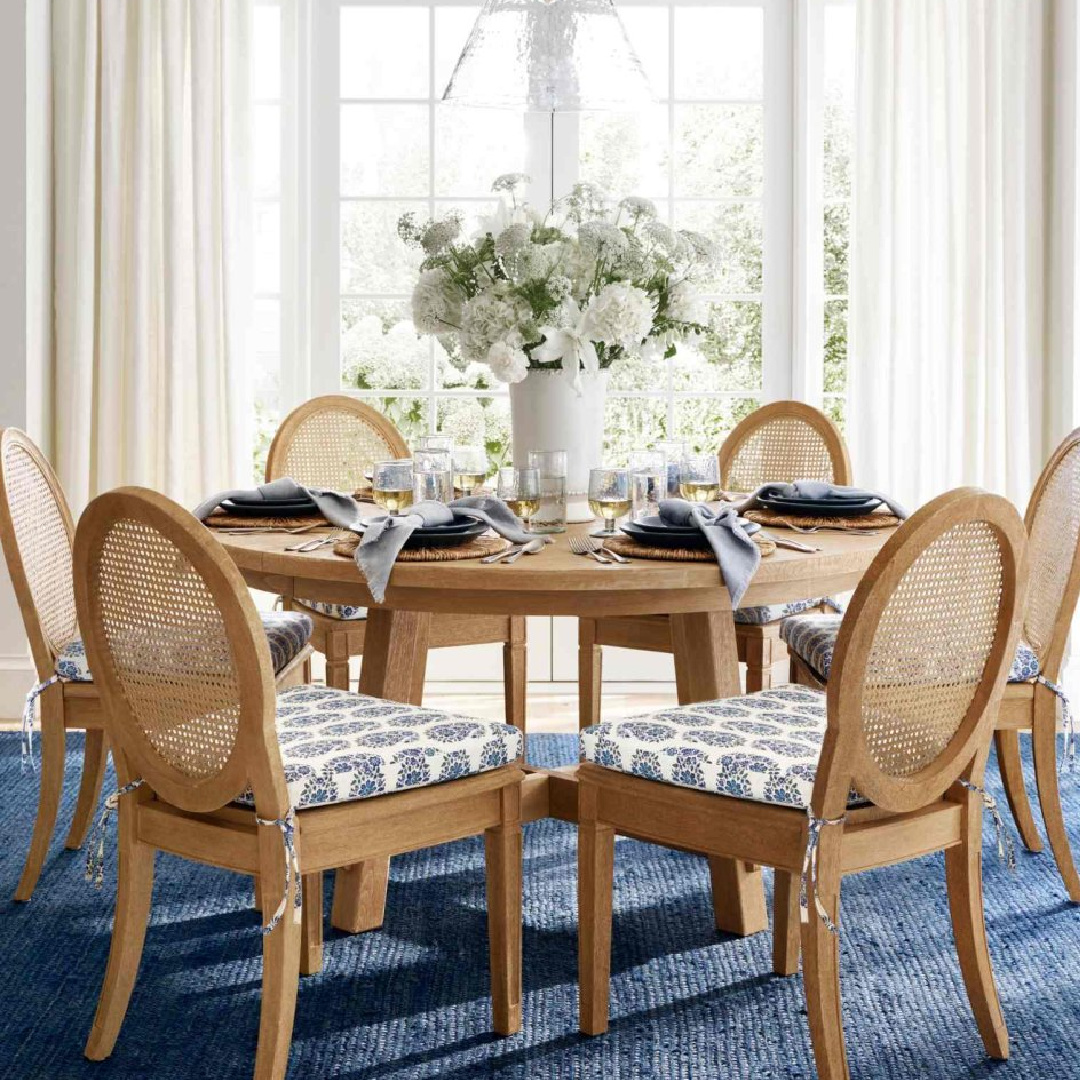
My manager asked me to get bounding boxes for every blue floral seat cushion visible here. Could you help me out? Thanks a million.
[236,685,522,810]
[53,612,314,682]
[733,597,833,626]
[580,686,832,810]
[294,598,367,621]
[780,613,1041,683]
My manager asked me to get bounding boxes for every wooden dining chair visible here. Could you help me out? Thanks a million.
[578,400,852,728]
[577,488,1027,1079]
[786,427,1080,902]
[0,428,313,904]
[265,395,526,729]
[74,487,524,1080]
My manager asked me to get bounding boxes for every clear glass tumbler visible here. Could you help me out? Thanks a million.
[527,450,568,534]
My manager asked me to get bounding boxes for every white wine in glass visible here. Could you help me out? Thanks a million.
[453,472,487,495]
[679,481,720,503]
[504,497,540,522]
[588,497,632,522]
[588,468,631,537]
[373,488,415,514]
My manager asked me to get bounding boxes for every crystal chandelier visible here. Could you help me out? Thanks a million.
[442,0,654,112]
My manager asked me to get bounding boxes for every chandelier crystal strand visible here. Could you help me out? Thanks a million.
[442,0,654,112]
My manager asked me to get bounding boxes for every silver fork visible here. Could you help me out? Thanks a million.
[568,536,617,564]
[579,534,630,563]
[286,533,349,552]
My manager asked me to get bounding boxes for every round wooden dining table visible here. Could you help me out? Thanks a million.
[219,520,894,937]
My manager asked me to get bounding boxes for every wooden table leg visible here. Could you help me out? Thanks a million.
[332,608,432,934]
[671,610,768,937]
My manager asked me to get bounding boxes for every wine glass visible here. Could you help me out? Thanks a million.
[588,468,631,537]
[497,467,541,530]
[679,453,721,503]
[372,460,414,516]
[452,446,488,497]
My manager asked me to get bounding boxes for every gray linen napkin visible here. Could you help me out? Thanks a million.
[658,499,760,608]
[193,478,365,529]
[736,481,908,520]
[357,497,549,604]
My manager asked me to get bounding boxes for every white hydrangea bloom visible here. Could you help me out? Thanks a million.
[411,269,462,335]
[460,289,532,363]
[585,283,656,350]
[485,338,530,384]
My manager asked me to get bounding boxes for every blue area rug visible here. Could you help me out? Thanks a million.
[2,731,1079,1079]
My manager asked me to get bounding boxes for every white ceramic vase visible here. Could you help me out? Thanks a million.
[509,368,609,523]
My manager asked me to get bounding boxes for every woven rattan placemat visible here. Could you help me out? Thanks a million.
[604,533,776,562]
[332,534,510,561]
[205,511,328,529]
[744,509,901,530]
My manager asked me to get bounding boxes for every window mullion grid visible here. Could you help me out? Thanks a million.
[428,3,438,435]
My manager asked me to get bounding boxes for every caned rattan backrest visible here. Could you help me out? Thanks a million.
[718,401,852,492]
[813,489,1026,818]
[0,429,79,678]
[1021,428,1080,679]
[74,488,287,816]
[265,395,410,490]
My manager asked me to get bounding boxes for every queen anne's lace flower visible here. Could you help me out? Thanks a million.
[495,223,533,259]
[420,216,462,255]
[585,283,656,350]
[619,196,659,222]
[579,221,630,259]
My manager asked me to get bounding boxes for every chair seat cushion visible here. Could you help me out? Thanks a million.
[237,686,522,810]
[733,597,830,626]
[53,612,314,683]
[580,686,830,810]
[780,612,1041,684]
[294,598,368,621]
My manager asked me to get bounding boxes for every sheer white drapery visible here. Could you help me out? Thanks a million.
[849,0,1052,509]
[53,0,253,510]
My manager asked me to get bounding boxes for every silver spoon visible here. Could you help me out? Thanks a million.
[501,538,545,564]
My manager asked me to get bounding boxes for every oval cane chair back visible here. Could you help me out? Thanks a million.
[0,428,79,678]
[73,488,286,816]
[265,395,410,491]
[815,489,1026,817]
[719,401,852,492]
[1020,428,1080,680]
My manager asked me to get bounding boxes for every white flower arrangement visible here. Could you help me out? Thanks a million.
[399,176,717,393]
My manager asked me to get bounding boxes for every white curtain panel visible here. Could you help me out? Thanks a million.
[850,0,1051,509]
[53,0,253,511]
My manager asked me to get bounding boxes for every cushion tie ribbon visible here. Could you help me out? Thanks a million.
[85,778,145,888]
[1033,676,1074,772]
[255,807,302,935]
[958,780,1016,872]
[21,675,64,773]
[800,809,845,934]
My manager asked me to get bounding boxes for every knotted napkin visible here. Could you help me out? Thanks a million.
[658,499,760,607]
[357,496,548,603]
[193,478,365,529]
[736,481,908,520]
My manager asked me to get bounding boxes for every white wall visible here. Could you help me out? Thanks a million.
[0,0,51,718]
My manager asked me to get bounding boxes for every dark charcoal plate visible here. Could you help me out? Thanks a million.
[362,514,482,535]
[401,521,489,549]
[227,492,314,508]
[621,521,712,550]
[220,499,320,518]
[634,514,758,535]
[758,494,882,517]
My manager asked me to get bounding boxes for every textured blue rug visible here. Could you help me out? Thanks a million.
[1,731,1079,1079]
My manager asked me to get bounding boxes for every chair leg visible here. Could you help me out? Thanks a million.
[994,730,1042,852]
[578,818,616,1035]
[300,872,323,976]
[254,831,302,1080]
[772,869,801,976]
[708,857,769,936]
[15,705,67,902]
[578,619,603,729]
[502,616,527,747]
[324,631,351,691]
[65,728,109,851]
[743,633,773,693]
[800,835,849,1080]
[945,786,1009,1059]
[330,859,390,933]
[84,814,156,1060]
[485,821,523,1035]
[1032,692,1080,902]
